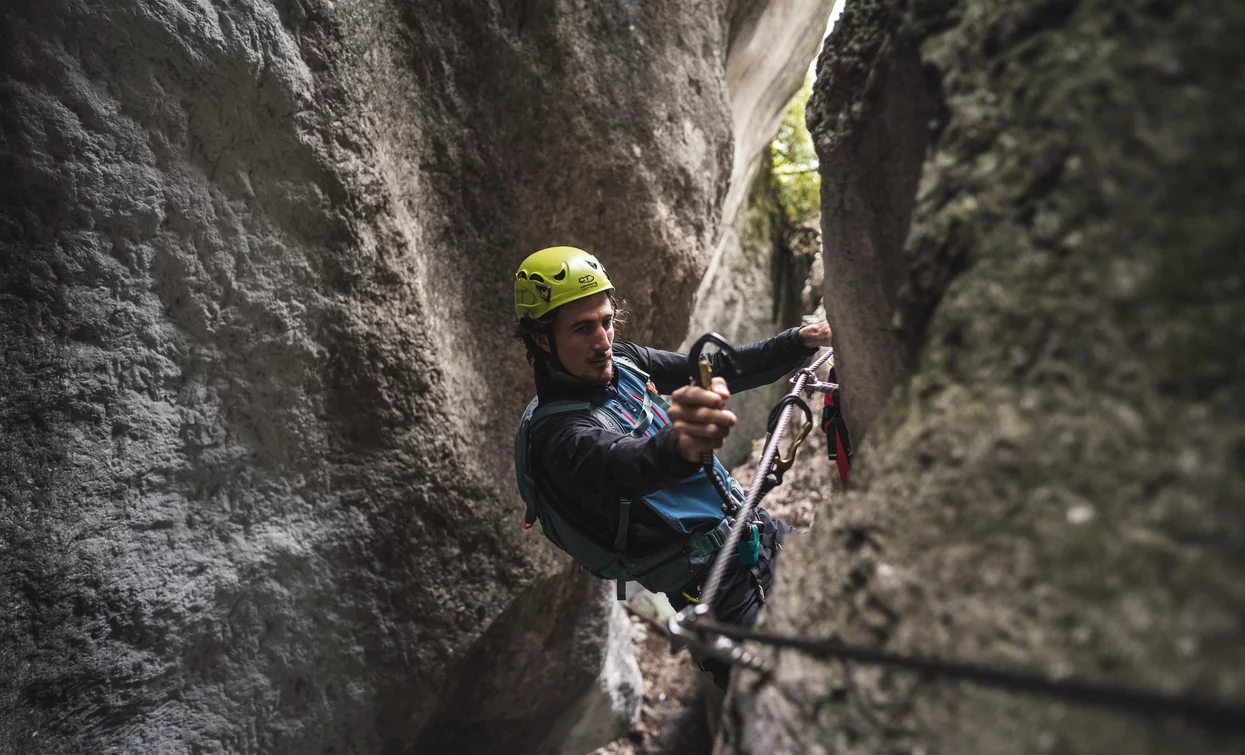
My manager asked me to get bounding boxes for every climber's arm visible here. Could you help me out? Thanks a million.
[613,328,817,395]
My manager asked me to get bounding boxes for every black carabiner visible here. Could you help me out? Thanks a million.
[685,333,739,514]
[686,332,738,388]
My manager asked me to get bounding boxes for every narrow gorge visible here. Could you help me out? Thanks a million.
[2,1,1242,754]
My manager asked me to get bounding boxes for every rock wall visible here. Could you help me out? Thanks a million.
[728,0,1245,752]
[690,154,813,467]
[0,1,743,752]
[413,563,641,755]
[809,0,940,439]
[685,0,835,465]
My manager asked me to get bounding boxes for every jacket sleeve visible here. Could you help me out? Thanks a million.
[614,328,816,395]
[532,413,702,500]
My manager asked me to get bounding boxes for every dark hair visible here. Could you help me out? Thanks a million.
[513,292,629,368]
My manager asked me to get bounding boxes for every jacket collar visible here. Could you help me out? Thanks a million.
[534,363,618,403]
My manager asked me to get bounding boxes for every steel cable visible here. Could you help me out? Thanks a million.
[655,345,1245,731]
[694,347,835,611]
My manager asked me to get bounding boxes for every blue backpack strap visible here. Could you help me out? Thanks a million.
[515,397,542,527]
[520,399,591,527]
[616,354,678,426]
[534,400,627,435]
[521,397,627,529]
[612,354,648,381]
[611,356,657,436]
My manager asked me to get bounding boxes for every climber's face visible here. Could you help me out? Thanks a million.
[547,292,615,385]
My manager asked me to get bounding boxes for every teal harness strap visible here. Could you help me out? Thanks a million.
[613,355,644,598]
[612,355,648,380]
[531,399,630,433]
[520,358,737,599]
[630,410,653,436]
[524,400,595,527]
[688,517,733,561]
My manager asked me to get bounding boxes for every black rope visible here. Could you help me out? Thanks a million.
[694,618,1245,730]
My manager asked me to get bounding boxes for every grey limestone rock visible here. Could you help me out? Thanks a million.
[685,0,837,466]
[0,0,746,752]
[724,0,1245,752]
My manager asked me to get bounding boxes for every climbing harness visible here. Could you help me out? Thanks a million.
[516,355,742,600]
[686,334,792,591]
[651,340,1245,732]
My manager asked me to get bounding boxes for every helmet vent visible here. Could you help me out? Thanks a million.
[553,267,567,281]
[516,271,528,280]
[586,259,599,270]
[529,273,545,284]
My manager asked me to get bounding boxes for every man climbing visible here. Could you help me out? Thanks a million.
[513,246,832,688]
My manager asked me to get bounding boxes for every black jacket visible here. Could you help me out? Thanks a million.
[529,327,814,554]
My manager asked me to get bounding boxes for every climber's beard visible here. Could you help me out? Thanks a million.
[576,350,614,385]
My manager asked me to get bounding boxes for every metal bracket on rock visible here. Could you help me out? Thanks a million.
[791,366,839,395]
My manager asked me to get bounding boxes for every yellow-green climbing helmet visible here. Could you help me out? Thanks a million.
[514,246,615,321]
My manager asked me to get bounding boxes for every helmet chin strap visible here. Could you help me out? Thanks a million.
[546,337,575,378]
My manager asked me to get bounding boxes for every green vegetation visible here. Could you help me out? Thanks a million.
[769,67,821,228]
[762,65,822,324]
